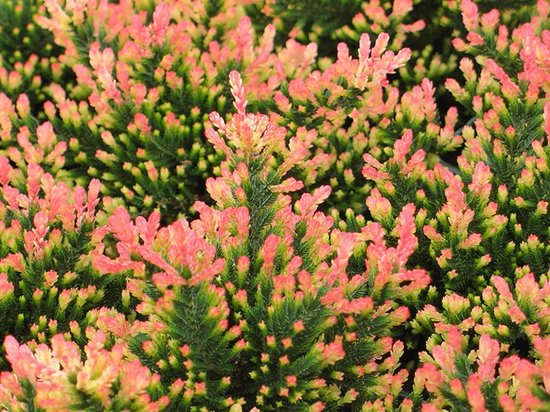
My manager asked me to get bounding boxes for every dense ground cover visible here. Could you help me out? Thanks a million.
[0,0,548,410]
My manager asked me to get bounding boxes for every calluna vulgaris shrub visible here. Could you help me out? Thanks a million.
[0,0,69,113]
[0,0,547,410]
[4,0,464,221]
[89,73,431,410]
[0,157,132,352]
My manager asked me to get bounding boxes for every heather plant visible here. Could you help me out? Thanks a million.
[245,0,539,86]
[0,93,68,180]
[413,327,550,410]
[259,32,462,216]
[0,0,547,409]
[411,270,550,356]
[447,0,550,279]
[332,0,541,94]
[92,72,430,410]
[28,0,462,222]
[354,5,549,399]
[0,0,67,114]
[332,0,458,92]
[357,9,549,412]
[34,0,314,222]
[0,156,132,356]
[362,125,549,337]
[0,330,169,411]
[362,0,549,293]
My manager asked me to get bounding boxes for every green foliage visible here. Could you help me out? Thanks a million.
[0,0,548,410]
[90,90,429,409]
[0,0,67,113]
[0,160,130,357]
[33,1,282,222]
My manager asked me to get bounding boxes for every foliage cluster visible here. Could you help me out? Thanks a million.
[0,0,547,410]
